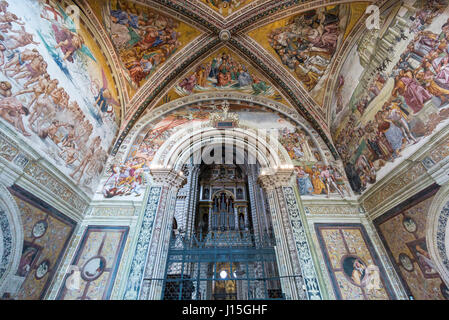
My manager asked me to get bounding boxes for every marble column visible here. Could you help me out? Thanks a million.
[258,171,304,300]
[123,169,185,300]
[143,169,186,300]
[184,165,200,239]
[258,170,322,300]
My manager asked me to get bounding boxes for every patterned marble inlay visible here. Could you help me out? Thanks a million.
[283,186,322,300]
[123,187,161,300]
[0,209,12,281]
[437,201,449,274]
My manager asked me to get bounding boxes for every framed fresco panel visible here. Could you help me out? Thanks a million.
[315,223,395,300]
[56,225,129,300]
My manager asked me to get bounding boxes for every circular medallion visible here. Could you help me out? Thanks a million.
[341,255,367,287]
[81,256,106,281]
[219,30,231,41]
[35,260,50,279]
[402,216,417,233]
[32,220,48,238]
[399,253,414,272]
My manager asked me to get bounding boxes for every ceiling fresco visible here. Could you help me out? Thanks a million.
[200,0,254,17]
[88,0,203,97]
[83,0,363,162]
[149,46,295,109]
[246,2,370,106]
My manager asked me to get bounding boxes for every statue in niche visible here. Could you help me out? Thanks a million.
[236,188,243,199]
[238,210,245,231]
[198,212,208,237]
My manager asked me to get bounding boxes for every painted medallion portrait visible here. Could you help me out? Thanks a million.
[341,255,383,294]
[81,256,106,281]
[16,242,40,277]
[342,256,367,287]
[35,260,50,279]
[32,219,48,238]
[398,253,414,272]
[402,216,417,233]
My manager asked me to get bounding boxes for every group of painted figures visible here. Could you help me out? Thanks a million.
[109,0,182,86]
[177,52,271,96]
[0,0,110,188]
[336,4,449,194]
[279,127,319,162]
[102,157,145,198]
[269,6,340,91]
[295,164,350,198]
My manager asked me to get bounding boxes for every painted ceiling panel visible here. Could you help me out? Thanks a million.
[201,0,254,17]
[154,46,294,108]
[247,3,370,106]
[88,0,203,98]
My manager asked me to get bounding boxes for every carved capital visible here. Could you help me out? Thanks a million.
[258,169,294,190]
[150,169,187,190]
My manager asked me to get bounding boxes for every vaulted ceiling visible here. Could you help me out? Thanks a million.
[78,0,381,160]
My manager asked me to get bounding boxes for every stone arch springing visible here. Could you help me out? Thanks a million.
[0,185,24,296]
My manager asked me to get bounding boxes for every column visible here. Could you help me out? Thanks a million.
[258,170,322,300]
[0,166,24,297]
[247,167,262,243]
[184,165,200,239]
[125,169,186,300]
[234,206,238,232]
[258,171,299,299]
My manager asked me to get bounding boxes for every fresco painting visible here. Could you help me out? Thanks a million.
[315,223,394,300]
[268,6,343,92]
[201,0,253,17]
[103,0,201,89]
[374,185,448,300]
[100,105,338,199]
[294,164,351,198]
[247,5,368,105]
[8,185,76,300]
[175,48,277,98]
[0,0,121,195]
[332,1,449,194]
[56,226,129,300]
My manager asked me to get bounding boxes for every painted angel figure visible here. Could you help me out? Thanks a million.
[42,3,96,63]
[91,68,120,114]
